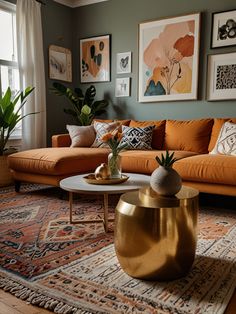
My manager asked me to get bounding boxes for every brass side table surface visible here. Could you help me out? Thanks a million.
[115,185,199,281]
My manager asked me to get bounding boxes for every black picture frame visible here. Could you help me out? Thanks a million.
[211,9,236,48]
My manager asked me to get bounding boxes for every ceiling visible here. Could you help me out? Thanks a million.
[53,0,109,8]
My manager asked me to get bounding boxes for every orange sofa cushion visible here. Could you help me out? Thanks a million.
[174,154,236,185]
[8,147,109,176]
[129,120,166,149]
[164,119,213,153]
[208,118,236,152]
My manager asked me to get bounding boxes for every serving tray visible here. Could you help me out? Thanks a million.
[83,174,129,185]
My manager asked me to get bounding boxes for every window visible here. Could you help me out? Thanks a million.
[0,0,20,139]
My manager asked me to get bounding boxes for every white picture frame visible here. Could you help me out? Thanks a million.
[115,77,130,97]
[207,52,236,101]
[116,52,132,74]
[138,13,200,102]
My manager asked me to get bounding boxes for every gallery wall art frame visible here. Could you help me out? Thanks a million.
[80,34,111,83]
[211,9,236,48]
[49,45,72,82]
[206,52,236,101]
[116,52,132,74]
[115,77,130,97]
[138,13,200,103]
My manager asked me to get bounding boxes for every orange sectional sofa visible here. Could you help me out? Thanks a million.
[8,117,236,196]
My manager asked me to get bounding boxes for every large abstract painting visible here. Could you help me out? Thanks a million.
[138,13,200,102]
[80,34,110,83]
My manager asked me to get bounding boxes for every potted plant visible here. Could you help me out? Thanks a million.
[0,86,34,186]
[150,150,182,196]
[51,82,108,126]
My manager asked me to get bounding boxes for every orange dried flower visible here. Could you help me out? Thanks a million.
[101,132,113,142]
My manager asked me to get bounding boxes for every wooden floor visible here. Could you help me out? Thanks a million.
[0,288,235,314]
[0,290,51,314]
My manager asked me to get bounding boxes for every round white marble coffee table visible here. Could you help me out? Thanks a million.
[60,173,150,232]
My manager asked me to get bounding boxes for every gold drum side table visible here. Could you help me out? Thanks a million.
[114,186,199,281]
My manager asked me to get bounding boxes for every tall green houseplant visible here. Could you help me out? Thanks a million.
[0,86,35,156]
[51,82,108,126]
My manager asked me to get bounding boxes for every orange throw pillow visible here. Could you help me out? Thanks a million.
[164,119,213,153]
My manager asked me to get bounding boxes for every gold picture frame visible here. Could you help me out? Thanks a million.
[49,45,72,82]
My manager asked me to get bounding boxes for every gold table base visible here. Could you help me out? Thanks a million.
[114,186,199,281]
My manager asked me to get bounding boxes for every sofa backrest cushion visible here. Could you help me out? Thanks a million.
[129,120,166,149]
[164,119,214,153]
[208,118,236,152]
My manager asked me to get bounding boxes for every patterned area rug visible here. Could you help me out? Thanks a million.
[0,184,235,314]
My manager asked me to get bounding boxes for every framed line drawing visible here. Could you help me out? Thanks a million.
[211,9,236,48]
[207,52,236,101]
[116,52,132,74]
[49,45,72,82]
[115,77,130,97]
[138,13,200,102]
[80,34,111,83]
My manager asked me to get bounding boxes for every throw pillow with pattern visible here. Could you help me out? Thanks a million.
[210,121,236,156]
[91,121,120,148]
[119,125,154,150]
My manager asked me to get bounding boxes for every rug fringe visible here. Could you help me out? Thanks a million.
[0,276,92,314]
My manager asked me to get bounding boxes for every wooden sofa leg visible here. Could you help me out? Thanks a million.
[15,180,21,192]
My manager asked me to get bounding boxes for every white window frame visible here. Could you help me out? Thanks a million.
[0,0,21,146]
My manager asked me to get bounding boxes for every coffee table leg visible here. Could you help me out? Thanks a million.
[103,193,109,232]
[69,191,73,224]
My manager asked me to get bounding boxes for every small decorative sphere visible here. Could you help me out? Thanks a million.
[94,163,111,180]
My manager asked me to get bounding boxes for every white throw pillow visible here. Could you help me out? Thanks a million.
[119,125,154,150]
[91,121,120,148]
[210,121,236,156]
[66,125,96,147]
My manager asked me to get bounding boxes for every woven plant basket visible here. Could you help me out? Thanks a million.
[0,155,13,187]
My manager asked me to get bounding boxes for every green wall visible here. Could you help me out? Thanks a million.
[73,0,236,121]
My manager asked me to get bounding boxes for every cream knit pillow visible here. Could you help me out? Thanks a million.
[66,125,96,147]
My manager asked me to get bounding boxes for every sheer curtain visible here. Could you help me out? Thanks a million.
[16,0,46,150]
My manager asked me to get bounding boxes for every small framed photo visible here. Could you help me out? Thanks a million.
[211,9,236,48]
[115,77,130,97]
[207,52,236,101]
[80,34,111,83]
[116,52,132,74]
[49,45,72,82]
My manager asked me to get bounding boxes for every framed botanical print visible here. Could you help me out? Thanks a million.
[80,34,111,83]
[138,13,200,102]
[211,9,236,48]
[207,52,236,101]
[49,45,72,82]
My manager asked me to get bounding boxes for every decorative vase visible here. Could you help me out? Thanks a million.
[108,152,122,179]
[94,163,111,180]
[150,165,182,196]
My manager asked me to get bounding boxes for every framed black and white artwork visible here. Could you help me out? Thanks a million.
[116,52,132,74]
